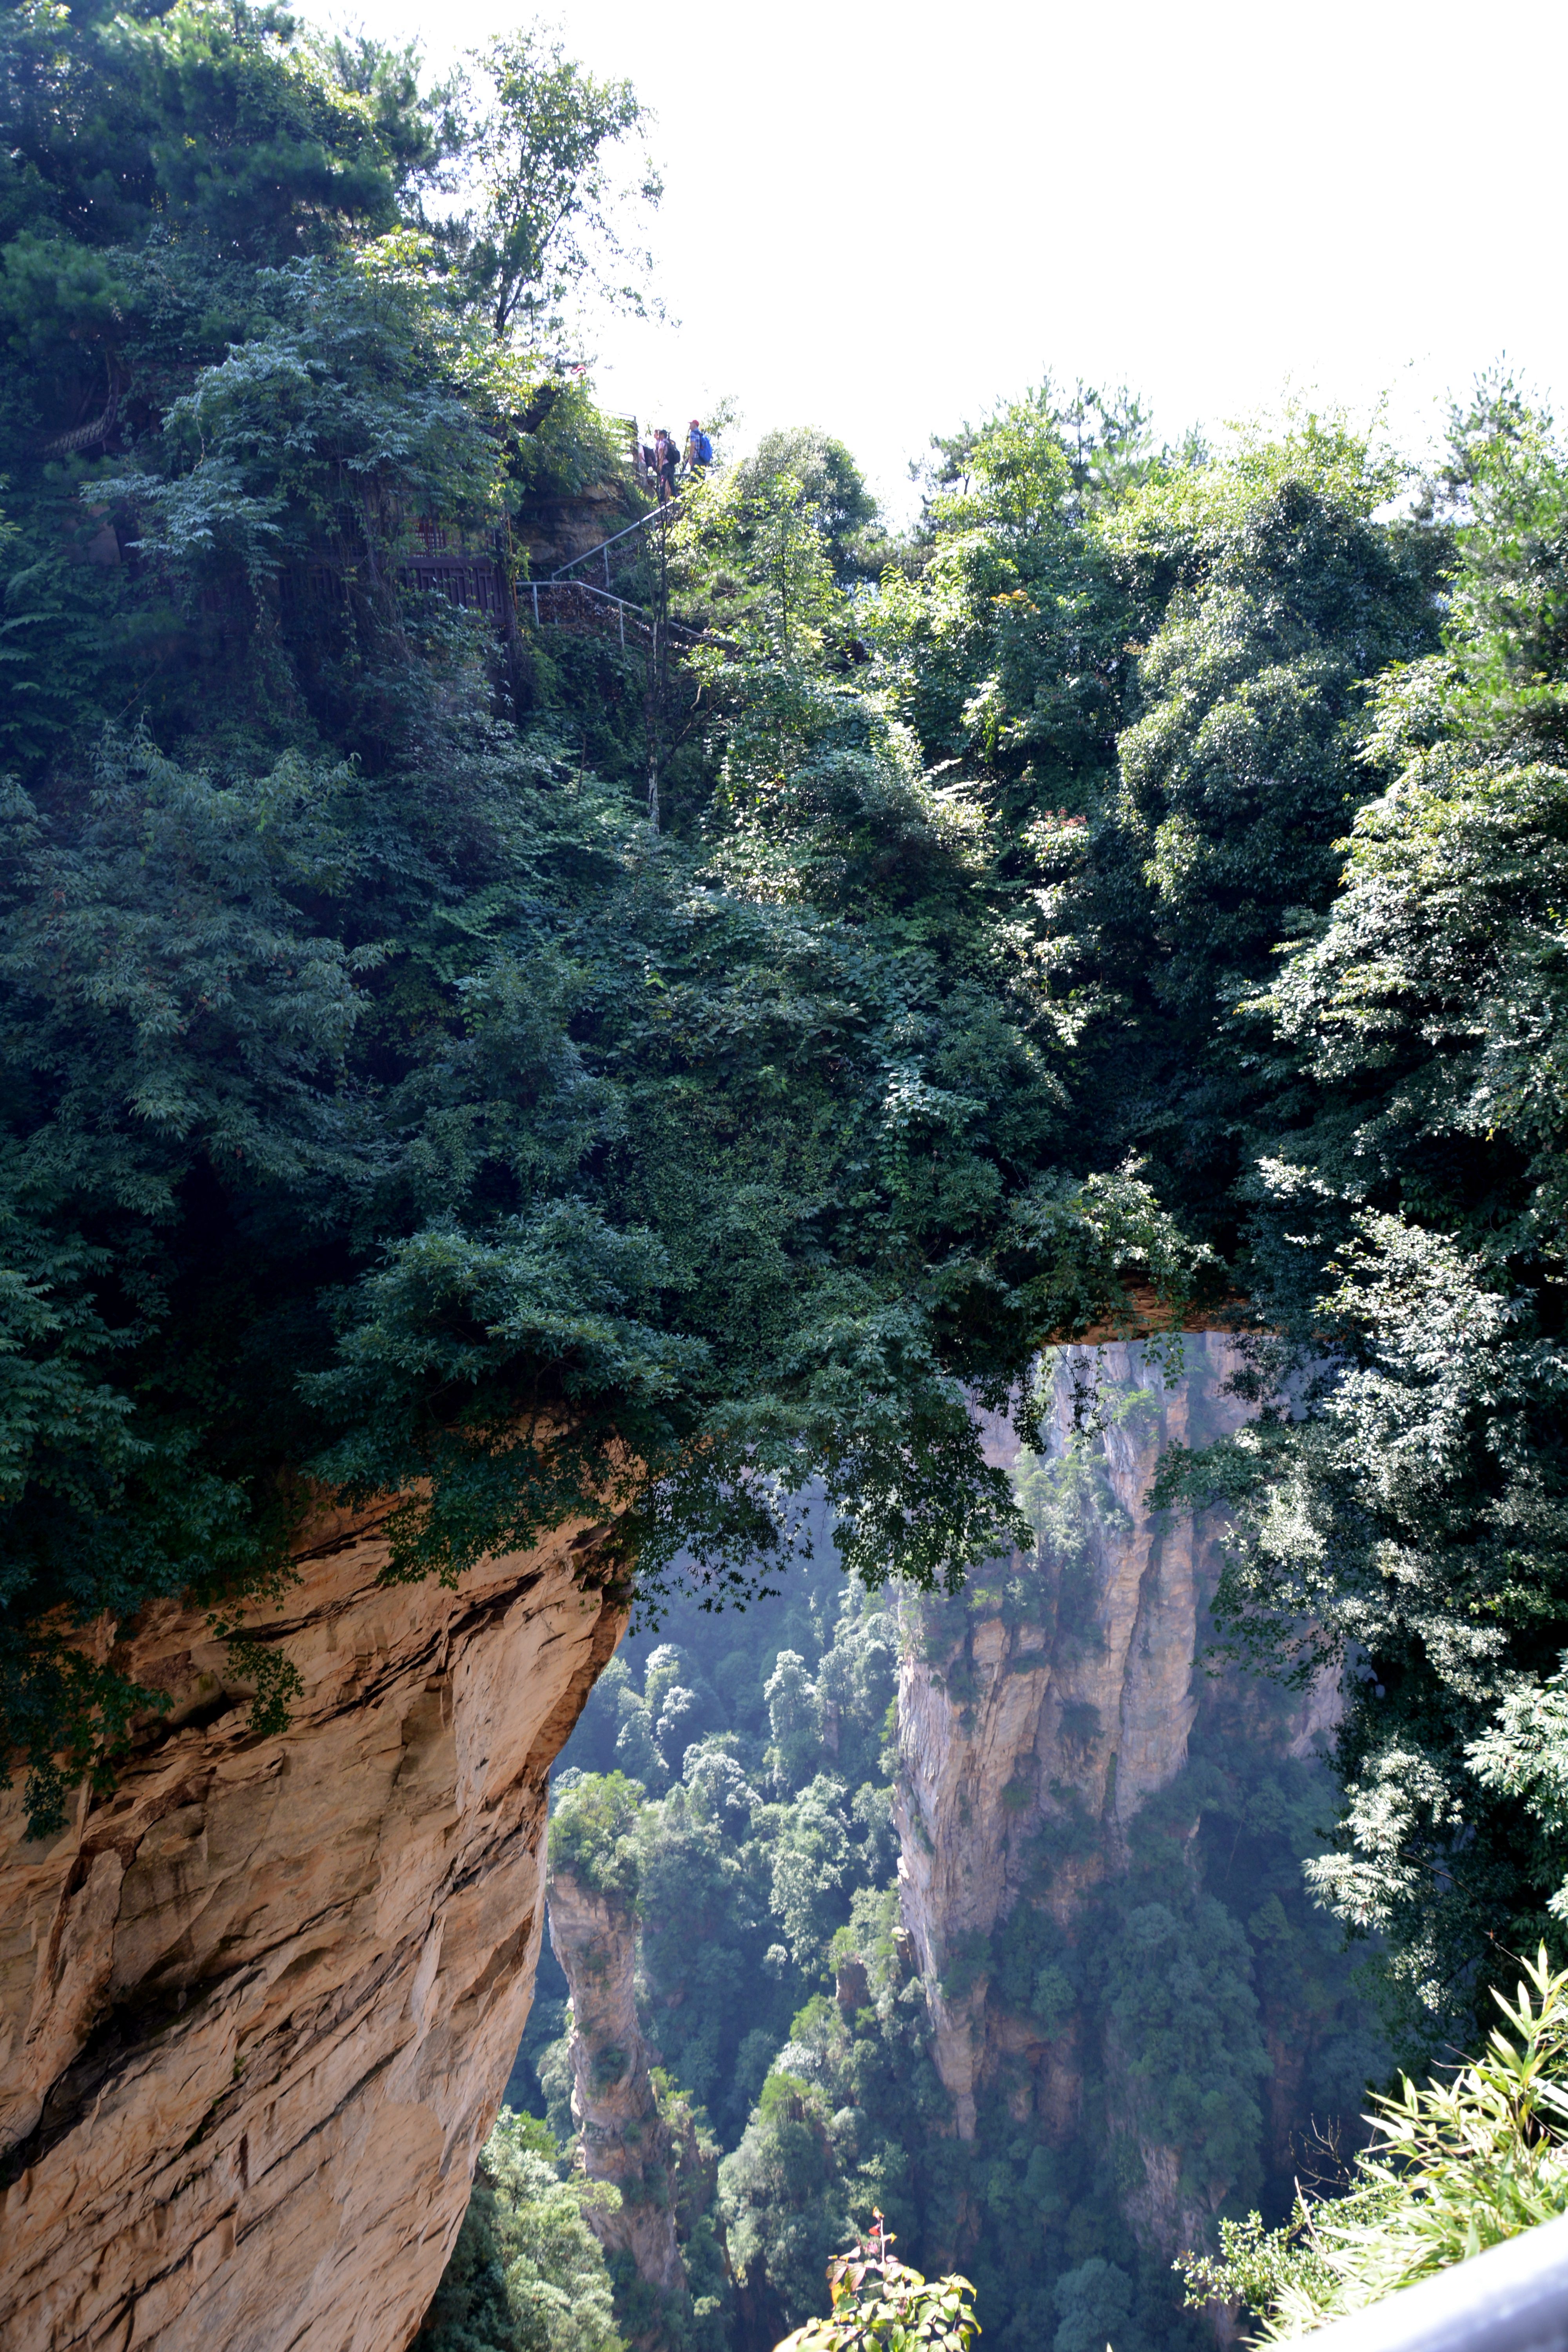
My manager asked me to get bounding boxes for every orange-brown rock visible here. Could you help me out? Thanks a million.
[896,1335,1263,2141]
[0,1501,627,2352]
[547,1864,686,2305]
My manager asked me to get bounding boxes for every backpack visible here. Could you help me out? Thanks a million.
[696,432,713,465]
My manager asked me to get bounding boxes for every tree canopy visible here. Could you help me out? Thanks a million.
[0,5,1191,1831]
[6,0,1568,2129]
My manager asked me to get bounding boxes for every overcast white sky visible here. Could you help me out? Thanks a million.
[314,0,1566,519]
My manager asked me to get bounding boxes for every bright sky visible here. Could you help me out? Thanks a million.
[318,0,1566,520]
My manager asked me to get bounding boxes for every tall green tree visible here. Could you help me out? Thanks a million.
[731,429,884,584]
[1167,386,1568,2037]
[439,26,659,341]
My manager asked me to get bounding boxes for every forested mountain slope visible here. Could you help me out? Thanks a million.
[5,6,1568,2349]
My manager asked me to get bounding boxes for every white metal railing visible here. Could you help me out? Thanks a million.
[546,506,664,584]
[1287,2212,1568,2352]
[525,574,709,650]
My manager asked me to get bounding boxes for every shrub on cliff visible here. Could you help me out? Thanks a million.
[772,2213,978,2352]
[550,1771,643,1900]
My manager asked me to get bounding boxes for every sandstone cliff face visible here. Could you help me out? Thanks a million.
[547,1866,685,2305]
[895,1335,1259,2140]
[895,1336,1338,2288]
[0,1503,626,2352]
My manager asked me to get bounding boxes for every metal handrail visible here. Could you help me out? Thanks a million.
[40,378,122,457]
[526,574,710,649]
[547,506,664,583]
[1289,2210,1568,2352]
[544,471,708,586]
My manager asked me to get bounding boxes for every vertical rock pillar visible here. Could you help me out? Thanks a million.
[893,1334,1279,2215]
[547,1866,686,2306]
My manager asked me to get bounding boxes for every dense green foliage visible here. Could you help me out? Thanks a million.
[866,390,1444,1243]
[855,358,1568,2054]
[468,355,1568,2351]
[1151,390,1568,2043]
[500,1463,1381,2352]
[417,2109,624,2352]
[10,9,1568,2344]
[447,376,1568,2352]
[0,3,1190,1832]
[1177,1948,1568,2335]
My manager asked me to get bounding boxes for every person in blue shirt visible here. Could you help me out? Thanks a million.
[685,418,714,474]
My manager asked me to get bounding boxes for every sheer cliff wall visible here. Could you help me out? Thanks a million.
[547,1866,686,2303]
[895,1335,1338,2265]
[0,1502,627,2352]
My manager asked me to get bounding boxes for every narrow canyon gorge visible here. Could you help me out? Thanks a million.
[3,1337,1340,2350]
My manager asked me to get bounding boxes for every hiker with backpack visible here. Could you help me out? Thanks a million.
[685,418,714,475]
[653,427,679,503]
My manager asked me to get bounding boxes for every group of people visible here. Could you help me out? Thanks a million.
[639,417,714,502]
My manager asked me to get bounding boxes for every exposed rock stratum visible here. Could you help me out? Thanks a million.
[895,1334,1339,2285]
[548,1865,686,2305]
[0,1499,626,2352]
